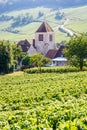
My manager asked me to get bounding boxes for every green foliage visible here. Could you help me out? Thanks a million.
[64,33,87,70]
[0,70,87,129]
[24,66,81,74]
[55,10,65,20]
[0,40,13,73]
[0,15,13,21]
[30,53,50,71]
[38,11,44,18]
[48,114,60,130]
[22,55,30,67]
[0,41,23,74]
[12,15,34,27]
[12,43,23,62]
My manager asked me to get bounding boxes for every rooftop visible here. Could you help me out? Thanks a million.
[36,22,54,33]
[52,57,67,61]
[46,49,58,59]
[17,39,31,52]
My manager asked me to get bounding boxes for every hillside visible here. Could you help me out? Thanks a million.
[0,71,87,129]
[0,6,87,42]
[0,0,87,13]
[64,6,87,33]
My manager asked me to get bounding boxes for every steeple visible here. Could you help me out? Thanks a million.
[36,22,54,33]
[35,21,55,55]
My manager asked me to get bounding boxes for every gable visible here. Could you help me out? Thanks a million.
[28,45,37,56]
[17,39,31,52]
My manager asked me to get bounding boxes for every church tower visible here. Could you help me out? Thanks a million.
[35,22,56,55]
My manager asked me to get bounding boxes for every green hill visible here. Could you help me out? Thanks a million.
[0,6,87,42]
[64,6,87,33]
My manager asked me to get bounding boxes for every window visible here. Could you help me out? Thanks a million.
[53,61,55,64]
[39,34,43,41]
[49,35,53,41]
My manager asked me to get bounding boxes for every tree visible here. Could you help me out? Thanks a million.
[30,53,50,71]
[38,11,44,18]
[0,41,13,73]
[55,10,65,20]
[12,44,23,65]
[22,55,30,67]
[0,41,23,74]
[64,34,87,70]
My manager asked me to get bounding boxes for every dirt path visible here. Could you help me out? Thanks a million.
[58,18,76,36]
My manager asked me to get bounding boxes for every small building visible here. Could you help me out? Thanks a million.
[51,57,68,66]
[46,45,67,66]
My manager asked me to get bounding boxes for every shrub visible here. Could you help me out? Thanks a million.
[24,66,82,74]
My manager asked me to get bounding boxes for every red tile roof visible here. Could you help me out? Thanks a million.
[46,49,58,59]
[36,22,54,33]
[46,45,65,59]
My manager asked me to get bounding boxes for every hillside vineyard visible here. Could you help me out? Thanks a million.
[0,71,87,129]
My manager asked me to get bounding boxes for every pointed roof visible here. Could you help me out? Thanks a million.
[17,39,31,52]
[36,22,54,33]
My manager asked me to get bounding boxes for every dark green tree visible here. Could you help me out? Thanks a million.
[64,34,87,70]
[22,55,30,67]
[0,41,23,74]
[0,41,13,73]
[12,44,23,64]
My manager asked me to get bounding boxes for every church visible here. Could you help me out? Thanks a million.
[27,22,56,55]
[17,22,67,66]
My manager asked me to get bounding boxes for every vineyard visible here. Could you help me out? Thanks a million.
[0,71,87,130]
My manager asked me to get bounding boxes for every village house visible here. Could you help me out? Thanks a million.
[17,22,67,66]
[46,45,67,66]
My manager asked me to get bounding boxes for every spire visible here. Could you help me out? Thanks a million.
[36,22,54,33]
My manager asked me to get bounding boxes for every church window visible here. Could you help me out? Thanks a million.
[39,34,43,41]
[49,34,53,41]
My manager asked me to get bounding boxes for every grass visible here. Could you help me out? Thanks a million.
[64,5,87,33]
[65,20,87,33]
[7,71,23,76]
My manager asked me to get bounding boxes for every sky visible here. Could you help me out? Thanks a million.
[0,0,87,8]
[0,0,85,3]
[0,0,18,3]
[0,0,7,2]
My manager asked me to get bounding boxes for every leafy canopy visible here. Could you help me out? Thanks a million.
[0,40,23,74]
[64,33,87,70]
[30,53,50,68]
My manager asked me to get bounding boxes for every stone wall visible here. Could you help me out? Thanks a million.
[35,32,55,55]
